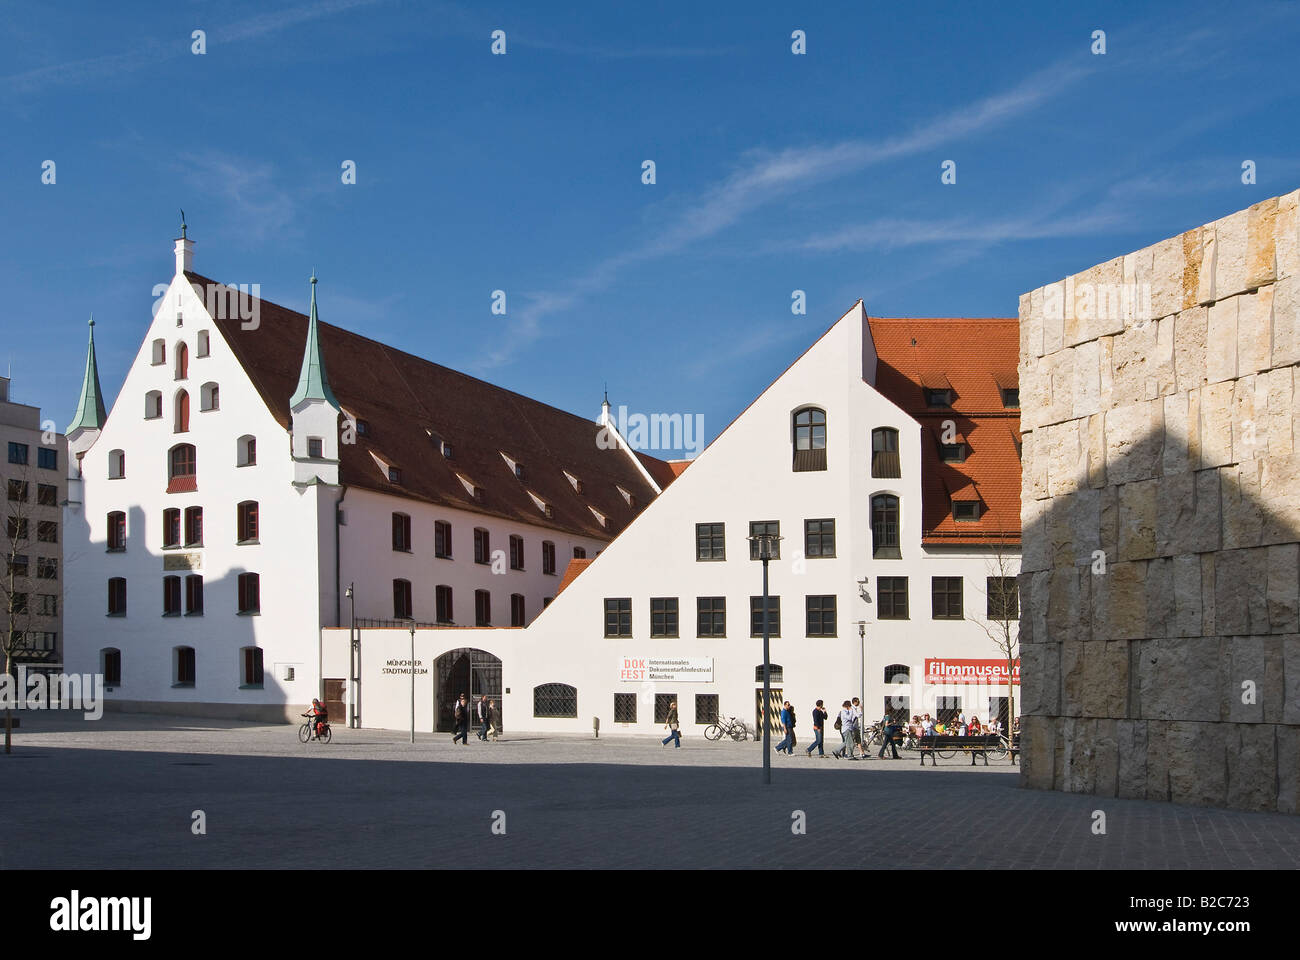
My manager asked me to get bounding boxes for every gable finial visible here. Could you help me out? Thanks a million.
[180,209,187,239]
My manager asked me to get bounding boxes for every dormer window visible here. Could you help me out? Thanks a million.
[388,466,403,484]
[501,452,524,480]
[616,485,635,507]
[939,443,967,464]
[456,474,479,500]
[589,507,608,528]
[564,471,584,494]
[925,388,952,407]
[527,491,551,517]
[1002,388,1020,409]
[953,500,981,522]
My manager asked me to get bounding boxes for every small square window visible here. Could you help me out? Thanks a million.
[953,501,981,522]
[925,388,951,407]
[308,438,323,459]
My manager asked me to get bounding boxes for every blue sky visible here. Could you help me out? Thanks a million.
[2,0,1298,456]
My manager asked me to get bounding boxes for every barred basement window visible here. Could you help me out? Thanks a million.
[936,696,961,725]
[533,683,577,718]
[884,696,911,724]
[696,597,726,637]
[614,692,637,723]
[654,693,679,724]
[604,598,631,638]
[877,576,909,619]
[695,694,719,724]
[650,597,678,638]
[884,663,911,684]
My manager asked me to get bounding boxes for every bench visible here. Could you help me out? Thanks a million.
[917,734,1001,766]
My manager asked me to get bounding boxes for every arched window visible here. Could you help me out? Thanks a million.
[237,501,259,543]
[871,494,901,559]
[106,511,126,551]
[107,577,127,615]
[237,435,256,467]
[754,664,784,683]
[241,647,264,687]
[101,648,121,685]
[237,573,260,614]
[393,579,412,619]
[168,444,196,493]
[151,339,165,365]
[107,449,125,479]
[174,646,196,686]
[533,682,577,718]
[793,407,827,472]
[200,382,219,411]
[884,663,911,684]
[174,390,189,433]
[145,391,163,420]
[175,342,189,380]
[871,428,900,478]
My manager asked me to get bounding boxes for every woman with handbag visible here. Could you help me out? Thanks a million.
[661,700,681,748]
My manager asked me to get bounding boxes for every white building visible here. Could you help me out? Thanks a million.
[330,302,1023,737]
[62,232,669,721]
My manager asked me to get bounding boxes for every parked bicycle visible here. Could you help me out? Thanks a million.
[704,714,751,741]
[299,711,332,744]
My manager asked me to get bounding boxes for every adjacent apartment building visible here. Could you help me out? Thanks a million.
[326,301,1023,736]
[2,375,68,668]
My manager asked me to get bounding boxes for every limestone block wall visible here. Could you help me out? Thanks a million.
[1017,190,1300,812]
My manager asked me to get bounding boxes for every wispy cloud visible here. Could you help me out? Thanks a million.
[479,54,1098,369]
[175,153,300,243]
[0,0,388,98]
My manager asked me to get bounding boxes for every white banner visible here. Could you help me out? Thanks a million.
[619,656,714,683]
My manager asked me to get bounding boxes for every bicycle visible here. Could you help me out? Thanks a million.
[299,712,332,744]
[704,715,750,742]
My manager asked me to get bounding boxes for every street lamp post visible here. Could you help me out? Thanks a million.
[749,532,782,785]
[345,583,358,729]
[408,619,416,744]
[857,577,872,742]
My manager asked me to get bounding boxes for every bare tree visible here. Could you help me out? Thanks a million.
[1,466,38,753]
[974,536,1020,738]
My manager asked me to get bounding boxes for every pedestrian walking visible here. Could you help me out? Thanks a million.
[877,714,901,759]
[661,700,681,748]
[476,694,490,740]
[850,697,865,758]
[833,700,858,759]
[775,701,796,754]
[453,693,471,744]
[487,699,501,741]
[806,700,827,756]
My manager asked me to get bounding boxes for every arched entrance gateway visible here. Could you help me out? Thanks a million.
[434,648,502,732]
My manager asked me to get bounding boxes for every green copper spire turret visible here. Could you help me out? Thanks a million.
[67,315,107,433]
[289,273,340,410]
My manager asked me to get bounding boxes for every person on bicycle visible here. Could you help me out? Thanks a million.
[311,698,328,738]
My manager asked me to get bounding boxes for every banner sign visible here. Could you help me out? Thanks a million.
[619,657,714,682]
[924,658,1020,685]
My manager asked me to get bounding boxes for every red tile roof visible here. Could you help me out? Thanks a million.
[195,274,667,540]
[555,557,594,595]
[868,317,1020,545]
